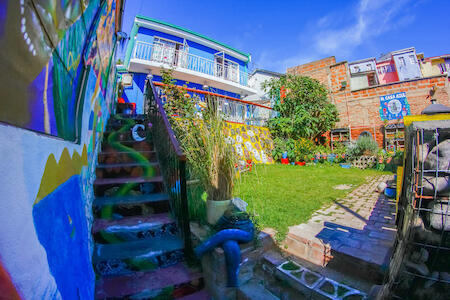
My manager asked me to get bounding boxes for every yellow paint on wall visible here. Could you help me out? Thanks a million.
[34,145,88,204]
[223,122,274,164]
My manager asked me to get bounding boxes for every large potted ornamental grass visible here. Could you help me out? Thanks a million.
[178,102,236,225]
[161,69,236,224]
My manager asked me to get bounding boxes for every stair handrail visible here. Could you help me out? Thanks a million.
[147,82,186,161]
[144,78,192,258]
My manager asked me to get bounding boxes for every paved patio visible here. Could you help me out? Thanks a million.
[284,174,397,282]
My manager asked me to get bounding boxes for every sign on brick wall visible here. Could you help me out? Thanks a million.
[379,92,411,120]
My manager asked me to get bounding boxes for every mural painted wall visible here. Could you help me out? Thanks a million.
[223,122,274,165]
[0,0,120,299]
[0,0,115,141]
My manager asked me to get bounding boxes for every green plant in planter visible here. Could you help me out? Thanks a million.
[160,70,237,224]
[285,138,296,161]
[272,138,287,161]
[294,138,316,162]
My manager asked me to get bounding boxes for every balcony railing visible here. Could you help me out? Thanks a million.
[153,82,273,127]
[133,41,249,87]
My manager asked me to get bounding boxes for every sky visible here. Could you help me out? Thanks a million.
[118,0,450,73]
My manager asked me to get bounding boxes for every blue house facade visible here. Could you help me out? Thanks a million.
[120,16,258,114]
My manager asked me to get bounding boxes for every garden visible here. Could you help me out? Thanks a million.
[160,70,402,241]
[231,74,402,241]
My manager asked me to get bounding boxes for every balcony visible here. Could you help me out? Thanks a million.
[153,83,273,126]
[129,41,257,96]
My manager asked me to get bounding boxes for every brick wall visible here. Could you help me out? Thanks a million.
[288,58,450,147]
[287,57,336,92]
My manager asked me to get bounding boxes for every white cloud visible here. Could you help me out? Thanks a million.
[255,0,416,72]
[314,0,414,57]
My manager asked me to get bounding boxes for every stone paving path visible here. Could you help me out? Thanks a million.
[285,175,397,272]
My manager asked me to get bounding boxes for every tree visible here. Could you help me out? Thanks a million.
[263,74,339,141]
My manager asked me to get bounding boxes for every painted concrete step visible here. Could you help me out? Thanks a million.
[93,193,171,219]
[94,193,170,207]
[93,176,165,198]
[95,262,203,299]
[97,161,159,169]
[93,213,178,243]
[103,131,151,143]
[96,162,160,179]
[93,235,184,276]
[101,140,154,154]
[94,175,163,186]
[98,149,157,165]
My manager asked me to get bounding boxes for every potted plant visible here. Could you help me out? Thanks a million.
[178,104,236,225]
[161,72,237,225]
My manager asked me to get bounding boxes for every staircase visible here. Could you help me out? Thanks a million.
[92,114,207,299]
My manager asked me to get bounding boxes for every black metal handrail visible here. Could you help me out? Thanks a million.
[144,78,192,257]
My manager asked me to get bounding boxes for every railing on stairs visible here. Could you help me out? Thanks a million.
[144,79,192,258]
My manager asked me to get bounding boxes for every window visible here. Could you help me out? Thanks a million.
[409,55,416,64]
[399,57,406,66]
[358,131,373,139]
[367,73,377,86]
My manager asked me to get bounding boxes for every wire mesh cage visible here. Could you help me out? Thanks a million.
[379,119,450,299]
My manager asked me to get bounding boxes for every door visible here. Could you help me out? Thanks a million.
[152,37,177,65]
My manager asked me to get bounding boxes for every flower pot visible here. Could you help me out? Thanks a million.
[206,199,232,225]
[281,158,289,165]
[295,161,306,166]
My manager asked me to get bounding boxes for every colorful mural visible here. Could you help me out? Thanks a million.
[223,122,274,165]
[0,0,120,299]
[33,175,95,300]
[0,0,115,141]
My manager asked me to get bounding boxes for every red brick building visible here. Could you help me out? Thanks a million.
[287,56,450,149]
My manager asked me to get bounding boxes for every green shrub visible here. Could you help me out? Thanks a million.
[272,138,296,161]
[294,138,316,161]
[315,144,330,155]
[332,142,346,155]
[272,138,286,161]
[346,137,379,160]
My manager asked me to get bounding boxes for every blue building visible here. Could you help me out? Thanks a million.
[119,15,258,115]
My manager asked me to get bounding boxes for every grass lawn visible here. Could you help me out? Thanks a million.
[235,164,390,241]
